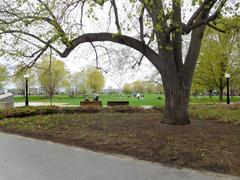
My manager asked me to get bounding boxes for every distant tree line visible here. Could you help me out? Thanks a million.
[1,56,105,98]
[122,80,163,94]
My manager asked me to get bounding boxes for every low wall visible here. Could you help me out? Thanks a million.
[0,102,14,110]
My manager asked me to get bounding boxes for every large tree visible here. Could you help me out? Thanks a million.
[0,0,238,124]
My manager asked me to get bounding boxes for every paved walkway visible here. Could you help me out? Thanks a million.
[0,132,239,180]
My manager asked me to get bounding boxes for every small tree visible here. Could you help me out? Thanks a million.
[69,70,88,97]
[0,64,8,89]
[122,83,132,94]
[144,81,158,93]
[12,65,35,96]
[85,68,105,93]
[132,80,144,93]
[36,56,69,97]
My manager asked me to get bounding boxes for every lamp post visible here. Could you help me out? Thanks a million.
[24,74,30,106]
[225,73,230,104]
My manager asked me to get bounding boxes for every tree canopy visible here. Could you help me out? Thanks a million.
[193,17,240,100]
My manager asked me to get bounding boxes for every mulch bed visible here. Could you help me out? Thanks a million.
[0,112,239,176]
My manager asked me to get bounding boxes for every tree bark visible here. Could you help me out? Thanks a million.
[161,73,190,125]
[219,88,223,101]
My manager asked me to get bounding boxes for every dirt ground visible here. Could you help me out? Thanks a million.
[0,112,240,176]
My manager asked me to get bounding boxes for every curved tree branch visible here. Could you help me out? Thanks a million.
[61,32,164,72]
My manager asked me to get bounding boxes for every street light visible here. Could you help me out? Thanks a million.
[225,73,230,104]
[24,74,30,106]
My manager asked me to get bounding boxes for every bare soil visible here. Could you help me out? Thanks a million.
[0,112,240,176]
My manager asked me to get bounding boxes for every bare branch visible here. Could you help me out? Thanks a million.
[106,5,113,32]
[90,42,99,68]
[80,0,86,29]
[27,42,51,67]
[139,7,145,43]
[95,45,112,64]
[131,55,145,69]
[207,23,226,33]
[0,30,64,55]
[110,0,121,33]
[131,31,154,69]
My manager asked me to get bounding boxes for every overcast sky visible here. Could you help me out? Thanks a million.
[1,0,160,89]
[58,45,156,89]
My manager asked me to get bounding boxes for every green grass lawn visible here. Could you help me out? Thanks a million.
[189,104,240,124]
[190,95,240,104]
[14,94,240,106]
[14,94,165,106]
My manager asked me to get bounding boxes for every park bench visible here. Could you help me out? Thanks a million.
[80,101,102,107]
[107,101,129,107]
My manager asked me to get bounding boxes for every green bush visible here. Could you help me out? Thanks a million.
[0,106,102,119]
[0,105,163,120]
[0,106,56,120]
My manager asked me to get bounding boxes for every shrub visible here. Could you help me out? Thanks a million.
[0,105,162,120]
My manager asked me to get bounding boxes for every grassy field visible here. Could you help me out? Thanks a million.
[14,94,240,106]
[14,94,165,106]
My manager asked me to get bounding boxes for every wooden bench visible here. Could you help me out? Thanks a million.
[107,101,129,107]
[80,101,102,107]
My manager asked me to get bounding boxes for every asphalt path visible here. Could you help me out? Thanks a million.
[0,132,239,180]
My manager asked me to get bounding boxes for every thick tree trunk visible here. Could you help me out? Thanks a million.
[161,74,190,125]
